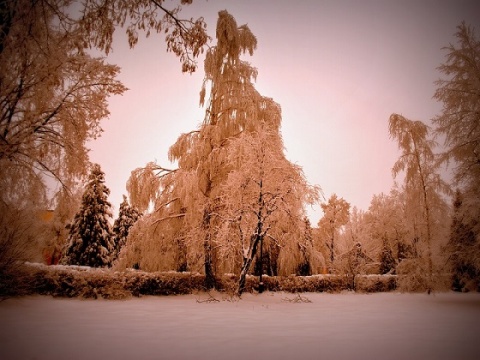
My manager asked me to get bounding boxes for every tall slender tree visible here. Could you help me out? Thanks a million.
[434,22,480,272]
[317,194,350,272]
[445,190,479,291]
[389,114,450,291]
[62,164,114,267]
[112,195,141,261]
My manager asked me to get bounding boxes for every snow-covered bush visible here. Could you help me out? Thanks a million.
[10,264,402,299]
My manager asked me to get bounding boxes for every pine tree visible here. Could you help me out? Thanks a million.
[112,195,141,261]
[434,23,480,276]
[62,164,114,267]
[445,190,479,291]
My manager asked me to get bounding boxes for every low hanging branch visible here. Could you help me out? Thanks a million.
[127,161,178,213]
[153,213,186,225]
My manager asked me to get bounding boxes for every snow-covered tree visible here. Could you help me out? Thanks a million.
[0,0,127,209]
[362,191,410,269]
[124,11,261,284]
[1,0,208,216]
[444,190,479,291]
[62,164,114,267]
[218,128,319,294]
[389,114,450,291]
[77,0,209,73]
[317,194,350,272]
[337,242,373,280]
[112,195,141,262]
[296,218,322,276]
[433,22,480,269]
[124,11,320,292]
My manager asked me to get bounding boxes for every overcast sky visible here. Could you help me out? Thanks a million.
[87,0,480,223]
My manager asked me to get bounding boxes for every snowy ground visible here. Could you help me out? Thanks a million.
[0,291,479,360]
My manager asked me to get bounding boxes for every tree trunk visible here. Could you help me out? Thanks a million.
[236,234,262,296]
[237,256,254,296]
[422,185,434,293]
[203,208,216,290]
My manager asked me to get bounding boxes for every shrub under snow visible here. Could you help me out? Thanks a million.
[0,263,408,299]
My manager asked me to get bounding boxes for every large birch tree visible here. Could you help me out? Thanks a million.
[389,114,450,291]
[123,11,319,293]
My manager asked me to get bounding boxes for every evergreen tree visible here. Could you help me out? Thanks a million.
[112,195,141,261]
[62,164,114,267]
[445,190,479,291]
[434,23,480,274]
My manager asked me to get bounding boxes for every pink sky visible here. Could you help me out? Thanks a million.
[87,0,480,223]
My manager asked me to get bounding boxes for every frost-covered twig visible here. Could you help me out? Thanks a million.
[196,291,220,303]
[281,294,312,303]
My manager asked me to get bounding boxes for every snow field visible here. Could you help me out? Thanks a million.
[0,292,479,360]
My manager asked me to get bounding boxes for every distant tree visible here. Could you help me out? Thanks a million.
[379,238,396,274]
[338,242,373,281]
[317,194,350,272]
[389,114,450,291]
[363,191,410,270]
[112,195,141,261]
[62,164,114,267]
[297,218,314,276]
[433,22,480,268]
[445,190,479,291]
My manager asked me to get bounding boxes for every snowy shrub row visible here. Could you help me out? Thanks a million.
[19,264,205,299]
[0,263,403,299]
[243,274,397,293]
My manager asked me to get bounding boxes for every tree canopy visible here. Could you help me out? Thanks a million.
[0,0,209,210]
